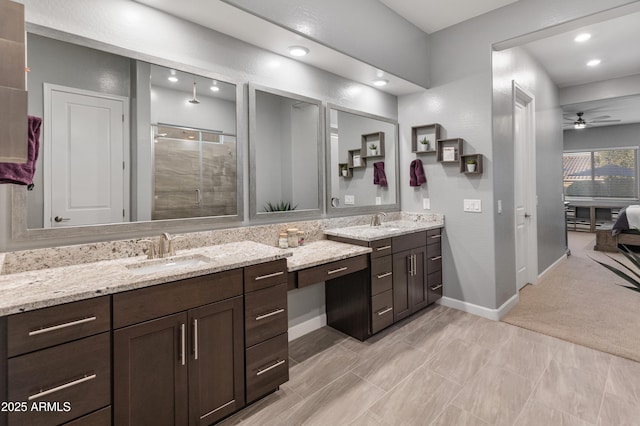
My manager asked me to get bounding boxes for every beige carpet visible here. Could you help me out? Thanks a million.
[502,231,640,362]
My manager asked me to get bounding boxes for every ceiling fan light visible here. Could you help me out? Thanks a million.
[574,122,586,129]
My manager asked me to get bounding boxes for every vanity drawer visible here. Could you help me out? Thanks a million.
[297,255,368,288]
[245,283,288,347]
[8,332,111,426]
[245,333,289,403]
[427,244,442,273]
[370,255,393,296]
[370,238,392,259]
[113,268,242,329]
[427,228,442,245]
[392,231,427,252]
[7,296,110,357]
[371,290,394,334]
[63,406,111,426]
[245,259,288,293]
[427,271,443,303]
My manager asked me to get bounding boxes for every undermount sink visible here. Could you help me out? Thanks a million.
[126,254,210,275]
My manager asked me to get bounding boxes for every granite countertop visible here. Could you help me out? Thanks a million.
[0,241,290,316]
[283,240,372,272]
[323,219,444,242]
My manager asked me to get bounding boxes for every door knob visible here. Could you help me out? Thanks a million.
[524,213,531,218]
[54,216,70,222]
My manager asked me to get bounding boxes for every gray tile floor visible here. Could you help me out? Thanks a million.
[221,305,640,425]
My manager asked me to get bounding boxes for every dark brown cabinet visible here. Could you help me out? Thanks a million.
[113,270,245,426]
[392,245,427,322]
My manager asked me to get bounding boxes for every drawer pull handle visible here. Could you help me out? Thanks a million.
[376,272,392,279]
[193,319,199,360]
[28,316,97,336]
[430,235,442,239]
[180,323,186,366]
[327,266,348,275]
[431,285,443,291]
[28,374,96,401]
[201,400,236,420]
[376,245,391,251]
[255,271,284,281]
[257,359,286,376]
[430,256,442,261]
[256,308,285,321]
[377,307,393,316]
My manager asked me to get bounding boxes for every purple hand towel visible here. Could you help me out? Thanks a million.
[373,161,388,187]
[410,159,426,187]
[0,115,42,189]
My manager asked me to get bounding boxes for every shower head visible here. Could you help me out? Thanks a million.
[189,82,200,104]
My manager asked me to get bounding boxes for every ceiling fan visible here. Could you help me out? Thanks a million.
[563,112,620,129]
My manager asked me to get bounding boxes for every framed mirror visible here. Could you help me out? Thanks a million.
[249,84,324,220]
[12,31,243,241]
[326,104,399,215]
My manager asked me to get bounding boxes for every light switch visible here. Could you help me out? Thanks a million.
[464,199,482,213]
[345,195,355,205]
[498,200,502,214]
[423,198,430,210]
[375,196,382,205]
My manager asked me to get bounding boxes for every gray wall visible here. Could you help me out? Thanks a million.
[564,123,640,151]
[222,0,431,88]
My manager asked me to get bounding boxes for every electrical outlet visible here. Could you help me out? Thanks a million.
[464,199,482,213]
[423,198,430,210]
[345,195,355,205]
[375,196,382,205]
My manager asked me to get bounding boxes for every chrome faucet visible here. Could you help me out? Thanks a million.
[371,211,387,226]
[158,232,182,258]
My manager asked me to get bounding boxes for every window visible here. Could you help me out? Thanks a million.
[563,148,638,199]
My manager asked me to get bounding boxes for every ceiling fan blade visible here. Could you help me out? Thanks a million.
[591,119,621,123]
[589,115,611,120]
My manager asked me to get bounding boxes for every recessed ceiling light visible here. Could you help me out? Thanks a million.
[288,46,309,57]
[210,81,220,92]
[574,33,591,42]
[373,79,389,87]
[168,69,178,83]
[586,59,601,67]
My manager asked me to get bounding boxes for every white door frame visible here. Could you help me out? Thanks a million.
[513,81,538,288]
[43,83,130,227]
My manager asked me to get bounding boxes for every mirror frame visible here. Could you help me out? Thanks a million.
[11,25,246,242]
[325,103,400,216]
[248,83,325,221]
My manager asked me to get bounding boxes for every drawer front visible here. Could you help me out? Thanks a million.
[246,333,289,403]
[427,244,442,273]
[63,406,111,426]
[427,228,442,245]
[370,238,392,259]
[245,259,288,293]
[370,255,393,296]
[297,255,367,288]
[8,296,110,358]
[427,271,443,303]
[245,283,288,347]
[8,333,111,426]
[392,231,427,252]
[371,290,394,334]
[113,268,242,329]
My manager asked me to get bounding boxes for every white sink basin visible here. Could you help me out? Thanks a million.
[126,254,210,275]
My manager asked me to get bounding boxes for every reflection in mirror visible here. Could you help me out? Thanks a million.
[249,84,323,219]
[327,105,398,214]
[24,33,238,229]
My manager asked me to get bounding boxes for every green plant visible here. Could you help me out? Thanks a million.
[341,164,348,171]
[419,137,430,145]
[466,158,477,165]
[369,144,378,150]
[263,201,297,212]
[590,244,640,292]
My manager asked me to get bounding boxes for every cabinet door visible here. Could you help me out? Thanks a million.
[188,297,245,425]
[411,246,428,313]
[392,249,411,322]
[114,312,189,426]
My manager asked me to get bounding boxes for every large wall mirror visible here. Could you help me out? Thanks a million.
[249,84,323,219]
[12,31,243,240]
[326,104,399,215]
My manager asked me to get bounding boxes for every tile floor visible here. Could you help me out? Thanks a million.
[220,304,640,426]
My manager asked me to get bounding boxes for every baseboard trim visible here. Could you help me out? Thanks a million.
[538,253,567,281]
[288,313,327,341]
[437,293,519,321]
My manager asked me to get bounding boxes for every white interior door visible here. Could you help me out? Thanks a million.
[45,84,127,227]
[513,82,538,290]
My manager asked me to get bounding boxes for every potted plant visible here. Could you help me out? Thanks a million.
[369,143,378,156]
[466,158,477,172]
[418,137,430,152]
[341,164,349,177]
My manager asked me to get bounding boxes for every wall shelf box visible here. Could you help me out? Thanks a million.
[361,132,385,158]
[347,149,366,169]
[338,163,352,178]
[436,138,463,163]
[460,154,483,174]
[411,123,441,154]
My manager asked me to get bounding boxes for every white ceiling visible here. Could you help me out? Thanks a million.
[562,95,640,130]
[379,0,518,34]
